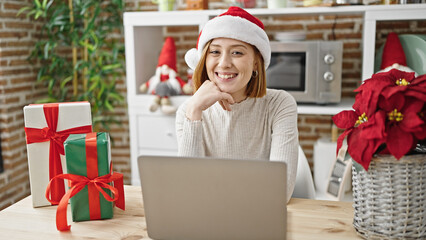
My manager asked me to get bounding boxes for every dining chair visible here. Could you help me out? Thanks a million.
[291,145,316,199]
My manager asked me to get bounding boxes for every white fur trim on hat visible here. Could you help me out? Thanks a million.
[184,48,199,70]
[185,14,271,70]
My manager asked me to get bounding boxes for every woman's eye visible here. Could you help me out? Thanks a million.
[232,51,243,55]
[209,50,220,55]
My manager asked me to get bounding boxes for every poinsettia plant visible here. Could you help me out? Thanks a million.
[332,69,426,171]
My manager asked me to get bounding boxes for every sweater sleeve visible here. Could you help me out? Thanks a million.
[269,91,299,203]
[175,100,205,157]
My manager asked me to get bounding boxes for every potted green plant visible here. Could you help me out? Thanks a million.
[19,0,125,131]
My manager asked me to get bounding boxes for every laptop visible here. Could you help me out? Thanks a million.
[138,155,287,240]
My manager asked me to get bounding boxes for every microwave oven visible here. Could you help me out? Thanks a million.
[266,41,343,104]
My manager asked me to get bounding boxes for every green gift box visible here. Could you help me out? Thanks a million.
[64,132,114,222]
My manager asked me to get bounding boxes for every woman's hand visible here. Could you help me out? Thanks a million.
[185,80,235,121]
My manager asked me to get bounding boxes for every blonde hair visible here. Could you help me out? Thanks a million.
[191,40,266,98]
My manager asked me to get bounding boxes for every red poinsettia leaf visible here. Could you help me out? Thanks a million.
[397,98,424,132]
[414,124,426,140]
[379,93,405,112]
[332,110,357,129]
[347,130,369,170]
[360,110,387,140]
[389,68,416,82]
[404,98,424,112]
[400,111,424,132]
[410,83,426,94]
[366,71,398,87]
[354,91,378,115]
[411,74,426,84]
[381,85,408,99]
[353,93,365,111]
[368,71,394,81]
[412,75,426,84]
[348,129,383,171]
[415,107,426,140]
[386,125,414,159]
[405,90,426,101]
[356,80,389,112]
[355,76,388,94]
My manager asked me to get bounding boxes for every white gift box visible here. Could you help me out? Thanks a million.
[23,102,92,207]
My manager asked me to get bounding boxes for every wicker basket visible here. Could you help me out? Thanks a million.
[352,154,426,239]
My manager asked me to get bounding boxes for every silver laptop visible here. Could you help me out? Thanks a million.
[138,155,287,240]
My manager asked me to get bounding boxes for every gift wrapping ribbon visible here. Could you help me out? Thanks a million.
[24,103,92,203]
[45,133,125,231]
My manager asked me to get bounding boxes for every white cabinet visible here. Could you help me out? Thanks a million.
[124,4,426,185]
[127,95,187,185]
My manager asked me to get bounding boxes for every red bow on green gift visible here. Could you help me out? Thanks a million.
[45,169,125,231]
[45,132,125,231]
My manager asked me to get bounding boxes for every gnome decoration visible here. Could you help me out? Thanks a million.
[140,37,192,114]
[377,32,418,76]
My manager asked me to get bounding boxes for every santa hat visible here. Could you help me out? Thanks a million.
[184,6,271,70]
[380,32,407,70]
[158,37,177,72]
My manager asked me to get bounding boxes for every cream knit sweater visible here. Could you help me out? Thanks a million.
[176,89,299,203]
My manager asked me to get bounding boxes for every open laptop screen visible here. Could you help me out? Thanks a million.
[138,155,287,240]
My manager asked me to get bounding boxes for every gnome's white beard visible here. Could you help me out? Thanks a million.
[378,63,418,77]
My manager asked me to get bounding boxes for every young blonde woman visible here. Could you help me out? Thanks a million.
[176,6,299,202]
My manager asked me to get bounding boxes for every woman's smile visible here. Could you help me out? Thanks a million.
[216,72,238,82]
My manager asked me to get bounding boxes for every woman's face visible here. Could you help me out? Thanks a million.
[205,38,257,102]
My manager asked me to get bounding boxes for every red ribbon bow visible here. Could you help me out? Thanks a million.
[45,171,125,231]
[24,103,92,203]
[45,133,125,231]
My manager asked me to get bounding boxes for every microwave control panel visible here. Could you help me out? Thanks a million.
[317,41,343,104]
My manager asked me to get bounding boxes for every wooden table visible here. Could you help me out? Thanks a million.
[0,185,361,239]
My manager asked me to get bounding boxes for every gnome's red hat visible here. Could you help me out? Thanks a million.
[380,32,407,70]
[158,37,177,72]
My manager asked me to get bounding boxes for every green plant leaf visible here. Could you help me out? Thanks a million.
[38,75,52,84]
[102,63,121,71]
[104,100,114,111]
[46,0,53,9]
[79,40,94,52]
[17,6,31,16]
[35,0,41,8]
[35,11,43,20]
[44,42,50,59]
[108,92,124,101]
[97,82,105,99]
[52,15,68,26]
[48,79,55,94]
[88,80,99,92]
[60,76,73,89]
[90,31,99,50]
